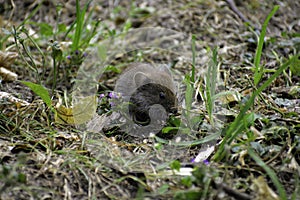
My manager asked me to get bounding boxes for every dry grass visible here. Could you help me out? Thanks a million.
[0,0,299,199]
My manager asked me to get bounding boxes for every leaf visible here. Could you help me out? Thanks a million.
[0,51,18,68]
[21,81,51,107]
[55,105,75,124]
[251,176,280,200]
[158,184,169,195]
[168,115,181,127]
[181,176,193,187]
[290,55,300,76]
[58,23,67,33]
[174,190,202,200]
[17,173,27,183]
[0,67,18,81]
[162,126,179,133]
[104,65,121,73]
[288,86,300,98]
[39,22,53,37]
[170,160,181,171]
[63,95,97,124]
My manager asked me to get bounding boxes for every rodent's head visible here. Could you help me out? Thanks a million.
[129,83,177,125]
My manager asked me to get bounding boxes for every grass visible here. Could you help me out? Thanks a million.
[211,6,298,199]
[174,3,298,199]
[213,53,297,160]
[204,47,219,126]
[253,5,279,86]
[72,0,92,51]
[247,147,287,199]
[0,1,299,199]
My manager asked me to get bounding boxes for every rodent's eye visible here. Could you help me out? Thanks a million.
[159,92,166,99]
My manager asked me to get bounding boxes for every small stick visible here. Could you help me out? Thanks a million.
[212,179,253,200]
[226,0,259,30]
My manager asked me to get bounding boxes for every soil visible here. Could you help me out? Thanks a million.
[0,0,299,199]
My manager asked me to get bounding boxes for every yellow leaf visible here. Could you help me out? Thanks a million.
[251,176,280,200]
[55,96,97,124]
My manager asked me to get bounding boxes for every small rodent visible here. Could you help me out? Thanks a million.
[114,63,177,125]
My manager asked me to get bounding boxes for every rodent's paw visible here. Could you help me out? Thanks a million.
[130,104,168,126]
[148,104,168,123]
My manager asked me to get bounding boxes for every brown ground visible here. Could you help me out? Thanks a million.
[0,0,299,199]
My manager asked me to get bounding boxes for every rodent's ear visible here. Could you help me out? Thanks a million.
[158,64,172,75]
[134,72,151,86]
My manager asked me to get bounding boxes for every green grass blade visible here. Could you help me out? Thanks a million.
[72,0,91,51]
[72,0,83,51]
[184,75,193,119]
[191,35,196,83]
[247,148,287,200]
[253,5,279,86]
[172,132,220,146]
[205,48,218,125]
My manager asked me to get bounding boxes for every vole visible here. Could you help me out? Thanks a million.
[114,63,177,125]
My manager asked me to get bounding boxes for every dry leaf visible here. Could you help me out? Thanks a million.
[0,51,18,68]
[0,91,29,106]
[0,67,18,81]
[0,51,18,81]
[218,91,241,105]
[251,176,280,200]
[55,96,97,124]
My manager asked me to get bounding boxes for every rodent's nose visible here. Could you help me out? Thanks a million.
[170,106,178,114]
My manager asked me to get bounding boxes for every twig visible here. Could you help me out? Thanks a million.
[212,179,253,200]
[265,143,287,165]
[226,0,259,30]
